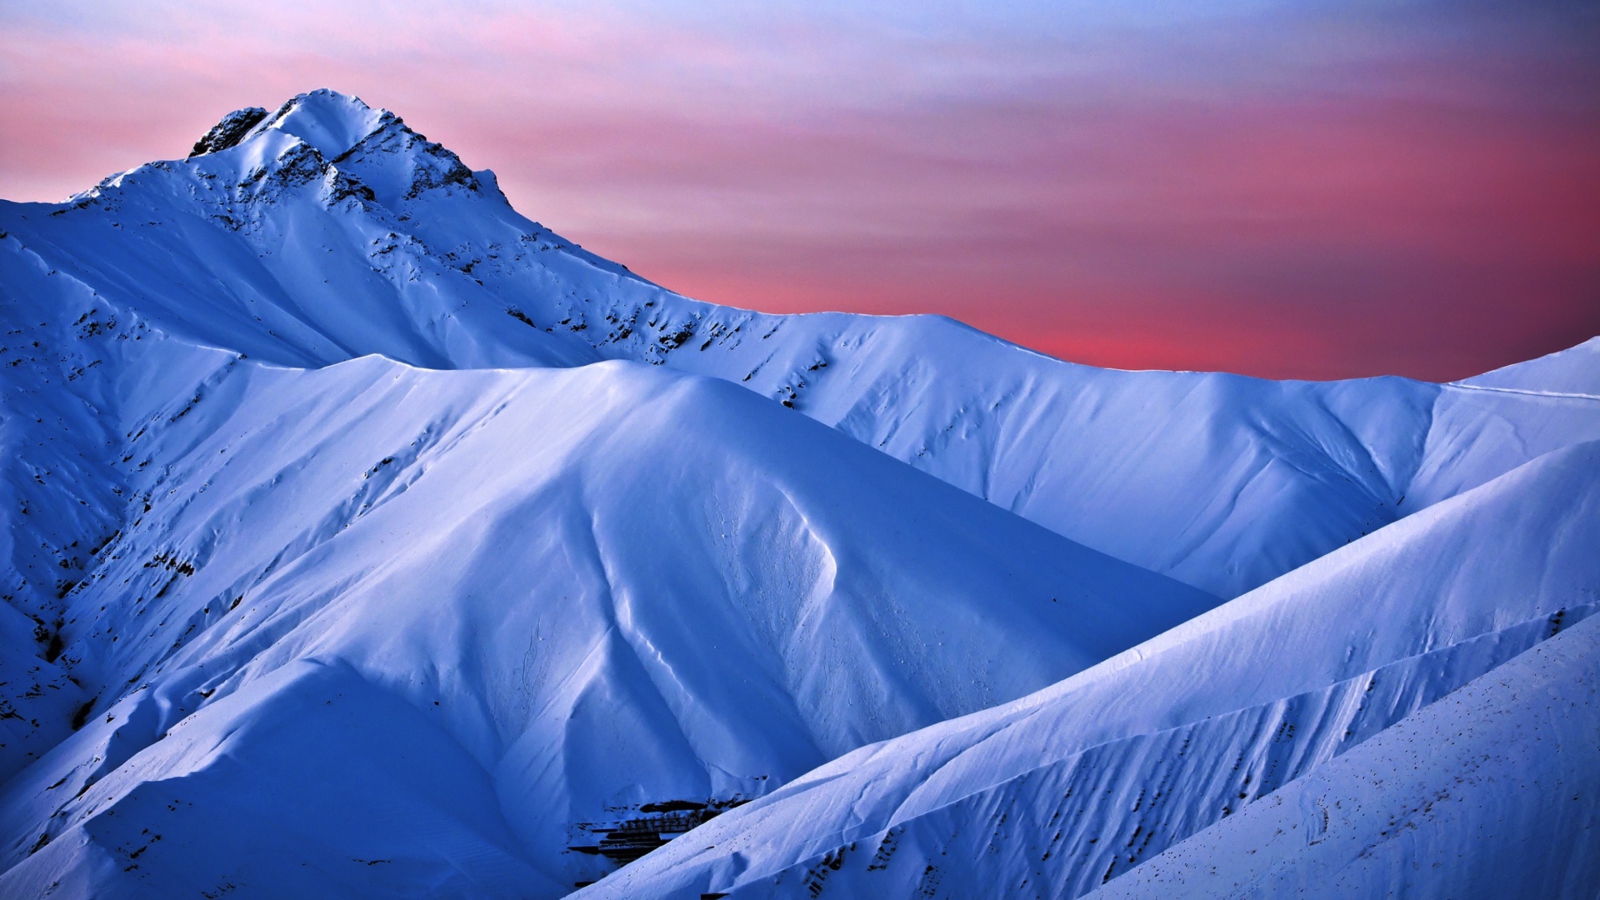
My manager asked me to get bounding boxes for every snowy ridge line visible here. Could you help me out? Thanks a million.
[1442,381,1600,402]
[776,600,1599,897]
[1085,611,1600,899]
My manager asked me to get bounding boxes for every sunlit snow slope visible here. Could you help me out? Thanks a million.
[2,89,1597,899]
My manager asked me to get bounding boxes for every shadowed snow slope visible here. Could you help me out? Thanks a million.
[574,439,1600,900]
[5,90,1599,598]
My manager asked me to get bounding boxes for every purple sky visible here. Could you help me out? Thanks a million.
[3,1,1597,380]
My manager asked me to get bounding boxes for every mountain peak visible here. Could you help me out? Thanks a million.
[259,89,395,161]
[188,90,394,164]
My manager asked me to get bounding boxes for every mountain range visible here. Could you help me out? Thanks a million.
[1,90,1595,898]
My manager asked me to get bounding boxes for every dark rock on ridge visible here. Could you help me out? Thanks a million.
[189,107,269,157]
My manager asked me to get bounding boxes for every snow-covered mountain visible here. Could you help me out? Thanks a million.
[1,90,1595,898]
[580,437,1600,899]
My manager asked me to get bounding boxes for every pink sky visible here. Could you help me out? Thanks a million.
[3,1,1597,380]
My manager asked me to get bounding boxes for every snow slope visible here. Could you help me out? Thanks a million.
[575,438,1600,899]
[1086,612,1600,900]
[7,91,1599,598]
[0,237,1212,893]
[1459,335,1600,398]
